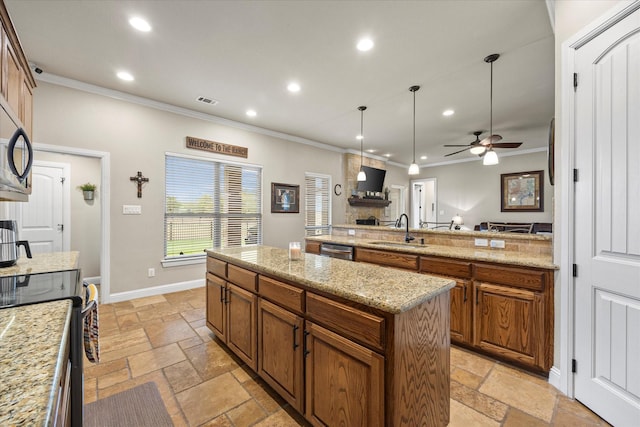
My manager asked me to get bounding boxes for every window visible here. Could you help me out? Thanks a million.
[164,153,262,260]
[304,173,331,236]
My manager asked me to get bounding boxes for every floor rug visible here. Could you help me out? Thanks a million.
[84,381,173,426]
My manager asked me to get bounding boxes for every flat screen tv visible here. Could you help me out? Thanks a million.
[356,166,386,193]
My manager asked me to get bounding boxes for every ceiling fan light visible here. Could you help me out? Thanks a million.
[408,162,420,175]
[357,169,367,181]
[470,145,486,155]
[483,149,499,165]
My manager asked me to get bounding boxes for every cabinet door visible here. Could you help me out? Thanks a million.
[4,38,21,114]
[20,76,33,138]
[258,298,304,412]
[474,282,544,369]
[227,283,258,370]
[450,279,471,344]
[206,273,226,341]
[305,322,384,427]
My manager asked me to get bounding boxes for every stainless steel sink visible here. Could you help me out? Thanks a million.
[369,241,426,248]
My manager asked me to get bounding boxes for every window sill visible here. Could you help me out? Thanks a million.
[161,255,206,268]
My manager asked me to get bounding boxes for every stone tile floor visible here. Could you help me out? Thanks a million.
[84,288,611,426]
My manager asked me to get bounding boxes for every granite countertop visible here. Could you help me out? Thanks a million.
[0,251,80,278]
[0,299,72,426]
[207,245,454,314]
[307,235,557,270]
[333,224,553,241]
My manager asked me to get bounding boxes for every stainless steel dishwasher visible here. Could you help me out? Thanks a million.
[319,243,354,260]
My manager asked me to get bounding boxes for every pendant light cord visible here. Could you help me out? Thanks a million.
[360,108,364,165]
[489,60,493,138]
[412,89,416,163]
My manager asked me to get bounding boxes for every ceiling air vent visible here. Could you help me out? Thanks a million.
[196,96,219,106]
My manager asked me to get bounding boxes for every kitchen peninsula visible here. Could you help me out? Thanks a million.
[206,245,455,426]
[307,225,556,374]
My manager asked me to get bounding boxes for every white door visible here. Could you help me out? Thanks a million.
[10,162,69,254]
[573,6,640,426]
[411,178,437,228]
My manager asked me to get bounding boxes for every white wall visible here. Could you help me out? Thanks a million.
[32,82,347,294]
[35,151,101,278]
[418,151,553,229]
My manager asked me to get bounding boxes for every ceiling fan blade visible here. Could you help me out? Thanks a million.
[443,144,472,147]
[445,147,472,157]
[492,142,523,148]
[480,134,502,145]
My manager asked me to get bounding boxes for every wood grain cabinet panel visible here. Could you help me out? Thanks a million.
[258,276,304,314]
[305,241,321,255]
[305,322,384,427]
[354,247,418,271]
[449,279,472,343]
[420,256,472,278]
[475,264,545,291]
[227,284,258,370]
[258,298,304,412]
[474,282,544,369]
[207,257,227,278]
[306,293,385,351]
[228,264,257,292]
[206,273,226,341]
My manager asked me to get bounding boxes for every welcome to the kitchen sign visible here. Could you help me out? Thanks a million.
[186,136,248,158]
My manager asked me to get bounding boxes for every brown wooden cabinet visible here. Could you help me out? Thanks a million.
[305,240,321,255]
[206,272,226,341]
[449,279,472,343]
[304,321,384,427]
[258,298,304,412]
[354,247,418,271]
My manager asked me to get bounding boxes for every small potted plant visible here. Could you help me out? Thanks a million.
[79,182,97,200]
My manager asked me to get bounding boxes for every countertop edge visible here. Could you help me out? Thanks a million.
[45,302,72,425]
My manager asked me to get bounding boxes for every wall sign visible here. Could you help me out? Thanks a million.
[186,136,248,158]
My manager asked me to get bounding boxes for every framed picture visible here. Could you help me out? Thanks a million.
[271,182,299,213]
[500,170,544,212]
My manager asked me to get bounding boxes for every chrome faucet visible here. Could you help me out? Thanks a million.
[398,213,415,243]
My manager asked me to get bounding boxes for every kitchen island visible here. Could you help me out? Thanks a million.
[206,245,455,427]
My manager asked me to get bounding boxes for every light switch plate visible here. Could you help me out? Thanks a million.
[475,238,489,247]
[490,239,505,249]
[123,205,142,215]
[348,229,356,236]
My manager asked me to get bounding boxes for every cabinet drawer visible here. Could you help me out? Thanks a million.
[228,264,258,292]
[419,256,472,279]
[355,247,418,271]
[305,241,321,255]
[306,293,385,351]
[475,264,546,291]
[259,276,304,314]
[207,257,227,278]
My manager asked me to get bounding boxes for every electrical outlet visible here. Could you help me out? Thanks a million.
[123,205,142,215]
[148,268,155,277]
[475,238,489,247]
[348,229,356,236]
[490,239,505,249]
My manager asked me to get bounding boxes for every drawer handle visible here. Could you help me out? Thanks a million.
[225,287,230,304]
[220,286,225,303]
[293,325,299,350]
[303,330,310,357]
[476,287,479,305]
[463,284,467,303]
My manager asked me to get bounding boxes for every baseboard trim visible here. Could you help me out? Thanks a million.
[82,276,101,285]
[548,365,562,391]
[108,279,205,303]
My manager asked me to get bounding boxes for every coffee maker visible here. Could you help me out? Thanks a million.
[0,220,32,267]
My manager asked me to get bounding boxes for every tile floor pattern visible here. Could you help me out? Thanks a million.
[85,288,611,426]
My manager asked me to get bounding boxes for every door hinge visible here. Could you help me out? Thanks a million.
[573,73,578,90]
[572,358,577,373]
[573,264,578,277]
[573,169,579,182]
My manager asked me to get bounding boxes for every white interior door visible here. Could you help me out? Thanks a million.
[573,7,640,426]
[10,161,69,254]
[411,178,436,228]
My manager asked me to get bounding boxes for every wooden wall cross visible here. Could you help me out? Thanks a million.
[130,171,149,198]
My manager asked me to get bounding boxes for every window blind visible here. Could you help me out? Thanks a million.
[304,173,331,236]
[165,154,262,257]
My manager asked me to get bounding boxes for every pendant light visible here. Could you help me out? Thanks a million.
[357,106,367,181]
[408,85,420,175]
[483,54,500,165]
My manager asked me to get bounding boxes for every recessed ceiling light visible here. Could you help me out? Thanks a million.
[117,71,134,81]
[246,109,257,117]
[357,38,374,52]
[420,155,427,160]
[129,17,151,32]
[287,82,301,93]
[442,109,454,116]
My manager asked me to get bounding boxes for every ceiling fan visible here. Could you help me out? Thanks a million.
[443,53,522,159]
